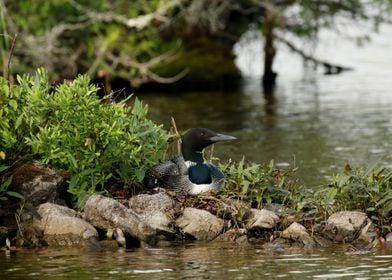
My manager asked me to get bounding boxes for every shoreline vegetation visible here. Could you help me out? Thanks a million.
[1,70,391,252]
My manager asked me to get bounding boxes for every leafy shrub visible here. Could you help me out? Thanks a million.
[220,158,306,210]
[0,69,168,203]
[311,165,392,232]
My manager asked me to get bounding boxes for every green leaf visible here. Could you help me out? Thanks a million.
[15,113,24,129]
[0,165,9,172]
[241,180,250,194]
[134,168,145,182]
[6,191,25,200]
[9,100,17,110]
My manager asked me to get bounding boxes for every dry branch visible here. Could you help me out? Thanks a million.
[6,34,17,85]
[170,117,182,155]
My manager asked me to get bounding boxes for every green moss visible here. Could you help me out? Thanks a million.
[153,37,241,90]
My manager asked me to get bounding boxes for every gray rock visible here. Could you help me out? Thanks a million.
[281,222,315,246]
[128,193,175,235]
[325,211,371,243]
[99,239,120,250]
[0,226,9,243]
[9,161,67,206]
[263,238,288,250]
[263,203,289,216]
[129,192,174,213]
[215,228,248,242]
[113,228,126,247]
[84,194,156,244]
[176,208,224,241]
[34,203,98,247]
[385,232,392,242]
[246,209,280,230]
[357,217,376,245]
[313,235,335,247]
[215,198,251,220]
[107,228,126,247]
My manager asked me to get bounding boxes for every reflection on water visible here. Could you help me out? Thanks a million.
[138,25,392,188]
[1,242,392,279]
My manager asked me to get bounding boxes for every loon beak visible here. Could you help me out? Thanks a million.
[209,133,236,142]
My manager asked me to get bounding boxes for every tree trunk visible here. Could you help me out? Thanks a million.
[262,6,277,92]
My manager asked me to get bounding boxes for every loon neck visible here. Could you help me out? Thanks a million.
[183,149,204,164]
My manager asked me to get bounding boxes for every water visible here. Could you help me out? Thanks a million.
[1,242,392,279]
[139,24,392,188]
[3,25,392,279]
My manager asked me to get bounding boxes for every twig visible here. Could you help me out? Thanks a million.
[14,201,25,242]
[208,144,214,163]
[170,117,182,155]
[6,33,17,85]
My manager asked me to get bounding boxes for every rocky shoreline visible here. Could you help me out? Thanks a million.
[1,161,391,251]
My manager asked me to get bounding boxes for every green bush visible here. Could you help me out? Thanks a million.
[311,165,392,232]
[0,69,168,203]
[220,158,306,210]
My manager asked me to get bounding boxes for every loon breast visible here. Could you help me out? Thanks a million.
[182,161,224,194]
[188,164,212,184]
[187,183,218,195]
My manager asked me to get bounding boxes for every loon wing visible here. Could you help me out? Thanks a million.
[145,158,225,194]
[149,156,184,177]
[145,156,188,188]
[205,163,225,185]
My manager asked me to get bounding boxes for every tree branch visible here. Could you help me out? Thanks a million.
[67,0,183,30]
[106,46,188,86]
[147,68,189,84]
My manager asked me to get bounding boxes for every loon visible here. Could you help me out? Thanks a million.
[145,128,236,195]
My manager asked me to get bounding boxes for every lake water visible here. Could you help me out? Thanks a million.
[2,25,392,279]
[2,242,392,279]
[140,24,392,188]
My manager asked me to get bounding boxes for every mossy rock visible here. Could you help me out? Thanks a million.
[146,37,241,91]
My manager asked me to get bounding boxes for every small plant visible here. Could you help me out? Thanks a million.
[0,163,12,203]
[0,154,24,204]
[310,164,392,233]
[220,158,306,210]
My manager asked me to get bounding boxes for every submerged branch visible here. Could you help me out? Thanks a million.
[276,34,353,74]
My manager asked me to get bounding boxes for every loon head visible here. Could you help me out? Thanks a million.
[181,128,236,163]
